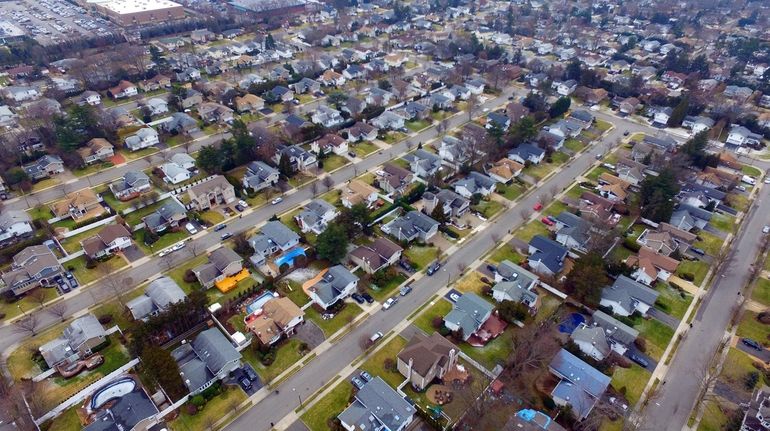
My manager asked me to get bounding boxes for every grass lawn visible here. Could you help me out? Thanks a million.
[120,147,159,161]
[513,220,550,243]
[709,214,736,234]
[199,210,225,226]
[472,199,504,218]
[455,271,489,297]
[459,327,513,371]
[122,198,170,226]
[564,138,586,152]
[297,94,315,104]
[242,338,307,383]
[47,405,82,431]
[288,172,315,188]
[51,217,77,231]
[564,184,585,200]
[278,279,310,307]
[752,277,770,306]
[306,303,363,337]
[98,187,142,213]
[7,320,72,380]
[31,178,61,193]
[431,111,452,121]
[59,225,103,253]
[611,364,650,406]
[727,193,749,212]
[550,151,570,165]
[382,131,406,145]
[496,182,525,201]
[360,336,408,388]
[543,200,568,217]
[166,254,208,294]
[585,166,612,181]
[0,287,58,322]
[600,419,625,431]
[73,161,114,178]
[352,141,379,158]
[322,154,350,172]
[171,386,246,431]
[404,246,439,271]
[413,299,453,335]
[720,347,767,388]
[523,163,555,181]
[632,317,674,361]
[134,229,189,255]
[406,119,432,132]
[92,296,142,332]
[368,272,408,301]
[66,255,127,285]
[654,283,693,320]
[535,294,563,323]
[488,244,524,265]
[301,381,353,431]
[694,231,724,256]
[595,119,612,132]
[742,165,762,177]
[736,311,770,347]
[697,400,729,431]
[676,260,710,287]
[29,205,53,221]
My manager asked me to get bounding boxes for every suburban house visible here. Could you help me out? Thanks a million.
[310,105,344,128]
[142,198,188,233]
[423,189,470,219]
[110,171,151,201]
[597,173,630,202]
[144,97,169,116]
[504,409,567,431]
[669,204,712,231]
[0,210,33,244]
[274,145,318,172]
[403,149,443,179]
[186,175,236,211]
[51,189,104,220]
[615,157,647,186]
[124,127,159,152]
[636,223,696,256]
[172,328,241,395]
[453,171,497,198]
[549,349,611,420]
[234,94,265,113]
[109,80,138,98]
[438,136,475,166]
[349,237,403,274]
[198,103,234,124]
[161,161,192,184]
[0,245,64,297]
[487,158,524,184]
[371,111,406,130]
[509,143,545,165]
[554,211,592,252]
[77,138,114,165]
[377,163,414,196]
[242,161,279,192]
[338,377,415,431]
[600,275,660,317]
[81,223,133,259]
[161,112,200,135]
[290,77,321,94]
[590,310,639,356]
[307,265,359,309]
[171,153,196,170]
[82,383,159,431]
[443,292,494,341]
[294,199,339,234]
[626,247,680,286]
[570,324,611,361]
[346,122,378,142]
[310,133,348,155]
[492,260,540,312]
[527,236,568,276]
[726,125,763,147]
[397,332,458,391]
[642,135,677,153]
[248,221,301,266]
[24,154,64,180]
[682,116,714,135]
[126,276,187,321]
[39,314,106,368]
[740,387,770,431]
[245,297,304,346]
[193,247,243,289]
[342,180,379,208]
[381,210,440,243]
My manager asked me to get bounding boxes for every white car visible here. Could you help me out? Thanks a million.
[185,223,198,234]
[382,297,397,310]
[158,249,169,257]
[238,200,249,207]
[171,241,186,251]
[764,226,770,234]
[764,177,770,184]
[449,292,460,302]
[271,197,283,205]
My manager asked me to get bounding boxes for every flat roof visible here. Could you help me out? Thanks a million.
[98,0,182,14]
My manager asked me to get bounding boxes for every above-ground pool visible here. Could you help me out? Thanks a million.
[90,377,136,410]
[246,292,279,315]
[274,247,306,268]
[558,313,586,334]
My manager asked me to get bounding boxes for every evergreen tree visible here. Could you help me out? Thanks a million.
[316,223,349,263]
[278,153,294,177]
[667,95,689,127]
[639,168,679,222]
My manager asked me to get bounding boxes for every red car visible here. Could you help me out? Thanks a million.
[541,217,555,226]
[533,202,543,211]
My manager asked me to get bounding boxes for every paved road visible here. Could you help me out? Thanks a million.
[223,117,637,431]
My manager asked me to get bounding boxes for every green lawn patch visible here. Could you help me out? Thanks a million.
[288,172,315,188]
[543,200,568,217]
[59,225,103,253]
[694,231,724,256]
[171,386,246,431]
[413,299,453,335]
[736,311,770,347]
[488,244,523,265]
[0,287,58,322]
[720,347,767,388]
[278,279,310,307]
[752,277,770,307]
[611,364,650,406]
[406,119,432,132]
[29,205,53,221]
[676,260,710,287]
[564,184,586,200]
[73,161,115,178]
[65,255,127,285]
[550,151,569,165]
[455,271,489,297]
[352,141,379,158]
[585,166,611,181]
[709,214,736,234]
[120,147,159,161]
[241,338,308,383]
[300,382,353,431]
[564,138,586,152]
[697,400,729,431]
[98,187,142,213]
[368,273,408,301]
[360,336,408,388]
[472,199,504,218]
[166,254,208,294]
[382,131,406,145]
[523,163,555,181]
[199,210,225,226]
[31,178,61,193]
[403,246,439,270]
[7,320,72,380]
[742,165,762,177]
[654,282,693,320]
[322,154,350,172]
[134,229,190,255]
[495,182,525,201]
[459,327,513,370]
[631,316,674,361]
[47,405,82,431]
[595,119,612,132]
[305,303,363,337]
[122,198,171,226]
[727,192,749,212]
[513,220,550,243]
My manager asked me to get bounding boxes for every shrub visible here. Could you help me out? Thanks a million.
[85,257,98,269]
[745,371,760,390]
[190,395,206,408]
[623,238,641,252]
[184,404,198,415]
[634,338,647,353]
[183,269,198,283]
[260,351,275,366]
[97,314,113,325]
[679,272,695,282]
[383,358,396,372]
[758,311,770,325]
[481,285,492,296]
[431,316,444,329]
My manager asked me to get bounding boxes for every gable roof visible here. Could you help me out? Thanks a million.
[591,310,639,345]
[444,292,493,337]
[601,275,660,309]
[397,332,456,377]
[528,235,568,273]
[191,327,241,373]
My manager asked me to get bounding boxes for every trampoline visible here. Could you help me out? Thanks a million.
[558,313,585,334]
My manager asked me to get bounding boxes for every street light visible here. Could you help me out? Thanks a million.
[17,303,25,316]
[293,387,303,409]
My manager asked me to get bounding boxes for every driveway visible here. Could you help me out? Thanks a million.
[295,320,325,349]
[624,344,658,372]
[735,338,770,363]
[122,245,145,262]
[647,308,679,330]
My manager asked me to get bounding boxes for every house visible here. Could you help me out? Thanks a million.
[349,237,403,274]
[274,145,317,172]
[144,98,168,116]
[465,79,485,94]
[423,189,470,218]
[342,180,379,209]
[506,102,530,123]
[171,153,195,170]
[346,122,378,142]
[267,85,294,102]
[0,210,33,244]
[590,310,638,356]
[443,292,494,341]
[0,245,63,297]
[403,149,442,178]
[428,93,453,110]
[503,409,566,431]
[186,175,236,211]
[79,91,102,106]
[81,224,133,259]
[669,204,712,232]
[139,74,172,91]
[548,349,611,419]
[615,157,646,186]
[83,383,159,431]
[234,94,265,113]
[319,69,345,87]
[246,297,304,346]
[342,64,366,80]
[487,158,524,184]
[377,163,413,196]
[242,161,279,192]
[682,116,714,135]
[554,79,577,96]
[626,247,680,286]
[642,134,677,153]
[307,265,358,309]
[453,171,496,198]
[77,138,114,165]
[51,189,103,220]
[600,275,660,317]
[366,87,394,106]
[652,107,673,126]
[124,127,160,152]
[108,80,137,99]
[126,276,187,321]
[310,105,344,128]
[444,85,471,101]
[142,198,188,233]
[570,324,611,361]
[161,161,192,184]
[740,386,770,431]
[726,125,763,147]
[198,103,234,124]
[597,173,630,202]
[24,154,64,180]
[176,67,201,82]
[248,221,300,266]
[617,97,642,115]
[338,377,415,431]
[636,223,697,256]
[528,236,568,276]
[397,102,430,121]
[161,112,199,134]
[110,171,151,201]
[311,133,348,155]
[193,247,243,289]
[39,314,106,368]
[509,143,545,165]
[492,261,540,311]
[172,328,241,395]
[486,111,511,131]
[547,119,583,139]
[371,111,406,130]
[3,85,40,102]
[294,199,339,234]
[180,89,203,109]
[554,211,592,252]
[438,136,473,166]
[382,210,440,243]
[397,332,458,391]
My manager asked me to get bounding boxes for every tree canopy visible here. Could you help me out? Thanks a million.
[562,252,608,306]
[639,168,679,222]
[316,223,349,263]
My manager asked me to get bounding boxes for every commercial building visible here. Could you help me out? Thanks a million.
[88,0,184,27]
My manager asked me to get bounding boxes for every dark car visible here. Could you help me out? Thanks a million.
[400,285,413,296]
[629,353,649,368]
[348,151,357,158]
[426,261,441,276]
[399,259,414,273]
[65,271,74,280]
[623,130,630,136]
[691,247,706,256]
[351,293,365,304]
[361,293,374,304]
[235,204,245,212]
[214,224,227,231]
[239,377,252,391]
[59,283,71,293]
[69,278,79,288]
[743,338,763,351]
[244,367,258,382]
[351,376,365,390]
[221,232,233,240]
[486,264,496,273]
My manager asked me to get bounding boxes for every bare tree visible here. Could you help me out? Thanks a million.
[322,176,334,191]
[490,232,501,244]
[188,241,203,257]
[439,118,450,137]
[405,140,415,150]
[519,208,531,220]
[99,266,133,307]
[28,288,48,309]
[310,181,319,196]
[467,93,480,122]
[506,320,560,379]
[47,301,68,322]
[160,253,175,271]
[13,314,38,336]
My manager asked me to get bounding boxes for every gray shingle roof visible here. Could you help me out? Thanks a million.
[592,310,639,345]
[338,376,414,431]
[191,328,241,374]
[601,275,660,312]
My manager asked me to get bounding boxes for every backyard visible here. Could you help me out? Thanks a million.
[305,303,364,337]
[610,364,650,406]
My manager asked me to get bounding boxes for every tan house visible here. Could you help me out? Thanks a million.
[597,173,631,202]
[349,237,403,274]
[487,158,524,184]
[186,175,236,211]
[139,74,171,91]
[77,138,114,165]
[234,94,265,113]
[397,332,458,391]
[246,297,304,346]
[193,247,243,289]
[81,223,133,259]
[341,180,379,209]
[50,189,104,220]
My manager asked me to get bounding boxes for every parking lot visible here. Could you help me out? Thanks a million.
[0,0,118,45]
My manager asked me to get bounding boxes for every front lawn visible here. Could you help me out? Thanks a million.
[305,303,363,337]
[241,338,308,383]
[698,400,729,431]
[654,283,693,320]
[170,385,246,431]
[496,183,525,201]
[31,178,61,193]
[66,255,127,285]
[455,271,490,297]
[199,210,225,226]
[550,151,570,165]
[0,287,58,322]
[695,231,724,256]
[322,154,350,172]
[288,172,316,188]
[359,336,408,388]
[368,272,408,301]
[403,246,439,271]
[472,199,504,218]
[135,229,189,255]
[676,260,710,287]
[513,220,550,243]
[727,192,749,212]
[59,225,103,253]
[523,163,555,181]
[301,381,353,431]
[736,311,770,347]
[742,165,762,177]
[406,119,432,132]
[123,198,171,226]
[166,254,208,293]
[752,277,770,307]
[488,244,524,265]
[585,166,612,182]
[631,316,674,360]
[709,214,735,234]
[543,200,568,217]
[564,184,585,200]
[413,299,453,335]
[352,141,379,158]
[564,138,586,152]
[611,364,650,406]
[381,131,406,145]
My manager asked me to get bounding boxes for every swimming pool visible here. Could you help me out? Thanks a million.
[246,292,278,315]
[558,313,586,334]
[275,247,306,268]
[90,377,135,410]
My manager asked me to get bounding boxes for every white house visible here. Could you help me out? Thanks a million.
[600,275,660,317]
[307,265,359,309]
[0,210,33,244]
[124,127,159,151]
[161,162,192,184]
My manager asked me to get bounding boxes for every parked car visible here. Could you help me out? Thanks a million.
[185,223,198,234]
[238,200,249,208]
[235,204,245,212]
[351,293,365,304]
[764,225,770,234]
[271,197,283,205]
[400,285,413,296]
[369,331,384,343]
[629,353,649,368]
[623,130,629,136]
[382,297,397,309]
[426,261,441,276]
[691,247,706,256]
[351,376,365,390]
[69,278,79,288]
[239,377,252,391]
[399,259,414,273]
[65,271,74,280]
[221,232,233,240]
[348,151,357,158]
[60,283,71,293]
[214,224,227,231]
[486,264,496,273]
[743,338,763,351]
[244,367,258,382]
[764,177,770,185]
[541,217,555,226]
[360,371,372,382]
[736,185,747,192]
[533,202,543,211]
[361,293,374,304]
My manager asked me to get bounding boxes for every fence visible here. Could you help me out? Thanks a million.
[60,215,118,239]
